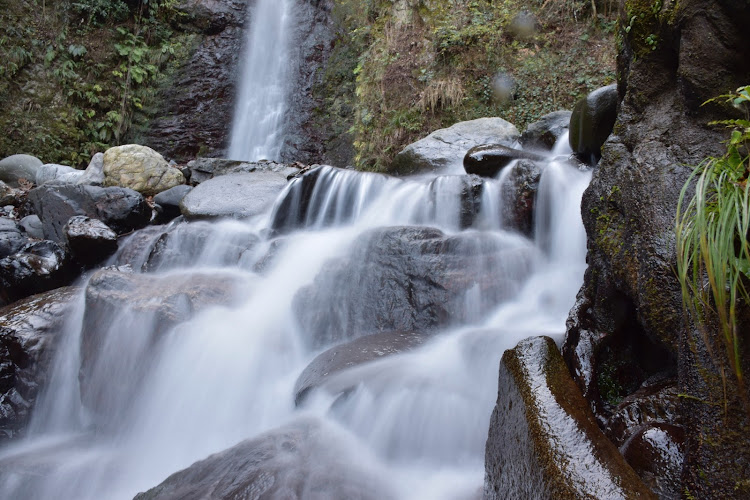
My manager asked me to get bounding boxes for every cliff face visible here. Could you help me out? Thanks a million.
[563,0,750,496]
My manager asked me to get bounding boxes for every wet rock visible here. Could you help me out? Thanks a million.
[568,84,618,163]
[294,226,536,347]
[28,184,151,243]
[294,331,429,405]
[392,118,519,175]
[180,172,288,220]
[35,164,82,186]
[463,144,544,178]
[77,153,104,186]
[0,155,42,187]
[18,215,43,240]
[520,110,572,151]
[502,160,542,236]
[0,287,79,441]
[621,423,684,500]
[153,185,193,224]
[63,216,118,267]
[134,418,395,500]
[0,241,74,306]
[102,145,185,196]
[484,336,655,499]
[186,158,302,185]
[0,218,27,258]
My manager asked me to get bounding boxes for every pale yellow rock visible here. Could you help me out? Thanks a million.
[102,144,185,196]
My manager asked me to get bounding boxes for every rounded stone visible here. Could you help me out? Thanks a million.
[0,154,43,187]
[103,144,185,196]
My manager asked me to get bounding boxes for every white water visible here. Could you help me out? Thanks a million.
[0,138,591,499]
[228,0,293,161]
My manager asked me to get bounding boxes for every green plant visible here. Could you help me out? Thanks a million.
[676,85,750,410]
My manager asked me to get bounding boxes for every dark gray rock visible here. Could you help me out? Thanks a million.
[294,331,429,405]
[621,423,684,500]
[484,336,655,499]
[77,153,104,186]
[501,160,542,236]
[0,155,42,187]
[186,158,302,185]
[0,218,27,258]
[294,226,536,347]
[463,144,544,178]
[0,241,74,308]
[134,418,395,500]
[28,184,151,243]
[35,164,82,186]
[568,84,618,163]
[520,110,572,151]
[153,185,193,223]
[392,118,520,175]
[0,287,79,442]
[18,216,43,240]
[180,172,288,220]
[63,216,118,267]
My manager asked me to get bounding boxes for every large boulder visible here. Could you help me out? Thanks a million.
[180,172,288,220]
[186,158,302,185]
[568,84,618,163]
[28,183,151,243]
[102,145,185,196]
[63,216,118,267]
[520,110,572,151]
[484,336,655,499]
[0,241,75,307]
[463,144,544,178]
[77,152,104,186]
[0,287,79,441]
[134,418,395,500]
[501,159,543,236]
[35,164,82,186]
[0,155,42,187]
[392,118,520,174]
[294,226,537,347]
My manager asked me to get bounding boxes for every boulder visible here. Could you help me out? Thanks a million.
[520,110,572,151]
[0,155,42,187]
[28,184,151,243]
[18,215,43,240]
[35,164,83,186]
[186,158,302,185]
[0,241,74,307]
[0,287,79,441]
[501,160,542,236]
[0,218,27,258]
[134,418,395,500]
[63,216,118,267]
[180,172,288,220]
[392,118,520,174]
[484,336,655,499]
[294,226,537,347]
[153,185,193,223]
[102,144,185,196]
[77,152,104,186]
[568,84,618,163]
[294,331,429,405]
[463,144,544,178]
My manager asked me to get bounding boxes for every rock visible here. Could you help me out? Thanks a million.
[0,181,17,206]
[463,144,544,178]
[621,423,685,500]
[134,418,395,500]
[153,185,192,223]
[77,153,104,186]
[102,144,185,196]
[568,84,618,163]
[294,331,429,405]
[18,216,43,240]
[0,287,79,441]
[501,160,542,236]
[392,118,520,174]
[294,226,537,347]
[520,110,572,151]
[80,268,247,421]
[0,155,42,187]
[0,218,27,258]
[180,172,288,220]
[35,164,83,186]
[63,216,118,267]
[28,184,151,243]
[186,158,302,185]
[0,241,74,307]
[484,336,655,499]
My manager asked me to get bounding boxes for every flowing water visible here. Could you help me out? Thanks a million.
[228,0,293,161]
[0,138,591,498]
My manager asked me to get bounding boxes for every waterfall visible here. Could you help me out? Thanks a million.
[228,0,293,161]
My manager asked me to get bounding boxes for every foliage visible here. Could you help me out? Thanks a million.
[676,85,750,406]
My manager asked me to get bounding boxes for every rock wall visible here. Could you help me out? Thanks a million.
[563,0,750,497]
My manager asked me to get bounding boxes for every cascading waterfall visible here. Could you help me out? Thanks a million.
[228,0,293,161]
[0,136,592,499]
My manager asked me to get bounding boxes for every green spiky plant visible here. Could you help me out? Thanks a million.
[676,85,750,411]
